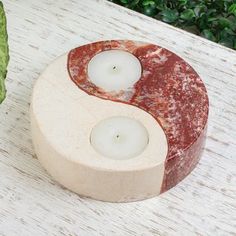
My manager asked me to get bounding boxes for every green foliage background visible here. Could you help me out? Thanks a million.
[109,0,236,50]
[0,1,9,104]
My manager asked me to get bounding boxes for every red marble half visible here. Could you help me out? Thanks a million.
[67,40,209,193]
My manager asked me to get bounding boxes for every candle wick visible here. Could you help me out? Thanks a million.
[113,66,116,70]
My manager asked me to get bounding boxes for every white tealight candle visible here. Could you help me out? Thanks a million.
[88,50,142,91]
[90,116,149,160]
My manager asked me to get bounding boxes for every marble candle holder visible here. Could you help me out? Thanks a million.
[30,40,209,202]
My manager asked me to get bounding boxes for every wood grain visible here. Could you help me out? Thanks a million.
[0,0,235,235]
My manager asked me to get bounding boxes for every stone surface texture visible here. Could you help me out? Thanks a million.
[68,40,209,192]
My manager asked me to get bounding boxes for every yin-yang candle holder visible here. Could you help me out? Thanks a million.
[30,40,209,202]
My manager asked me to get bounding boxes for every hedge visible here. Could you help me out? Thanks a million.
[109,0,236,50]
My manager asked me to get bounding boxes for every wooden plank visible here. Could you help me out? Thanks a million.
[0,0,235,235]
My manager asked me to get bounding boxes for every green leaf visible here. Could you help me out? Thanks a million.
[126,0,140,9]
[143,4,157,16]
[180,9,195,21]
[161,9,179,23]
[194,4,207,17]
[218,17,232,29]
[120,0,129,3]
[0,1,9,104]
[155,1,166,11]
[198,13,208,30]
[228,3,236,16]
[207,17,218,22]
[201,29,216,42]
[206,8,217,16]
[178,0,188,8]
[142,0,155,6]
[219,37,234,48]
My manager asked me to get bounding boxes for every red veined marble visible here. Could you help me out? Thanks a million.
[67,40,209,193]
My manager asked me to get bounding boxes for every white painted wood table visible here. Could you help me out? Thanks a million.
[0,0,236,235]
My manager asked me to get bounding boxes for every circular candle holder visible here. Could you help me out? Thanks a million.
[30,40,209,202]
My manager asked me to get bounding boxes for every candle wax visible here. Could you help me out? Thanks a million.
[88,50,142,91]
[90,116,149,160]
